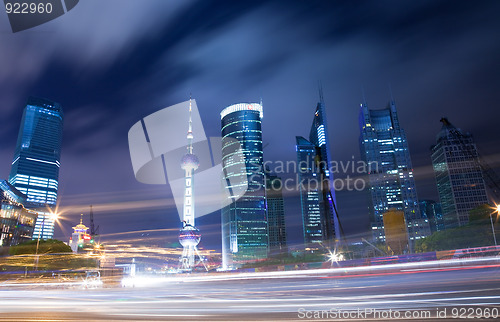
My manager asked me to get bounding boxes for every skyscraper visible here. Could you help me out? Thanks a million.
[221,103,267,266]
[431,118,489,228]
[359,99,429,250]
[265,170,287,255]
[295,94,339,247]
[9,96,63,240]
[296,136,324,244]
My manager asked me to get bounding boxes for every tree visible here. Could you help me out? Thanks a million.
[9,239,72,255]
[415,204,497,252]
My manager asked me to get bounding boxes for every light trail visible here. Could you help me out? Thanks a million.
[0,257,498,320]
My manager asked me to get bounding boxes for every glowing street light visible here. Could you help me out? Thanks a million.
[491,205,500,247]
[326,248,344,265]
[34,210,59,270]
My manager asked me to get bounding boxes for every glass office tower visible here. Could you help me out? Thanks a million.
[296,136,324,244]
[9,97,63,240]
[296,97,338,248]
[221,103,267,266]
[359,100,429,250]
[265,170,287,255]
[431,118,488,228]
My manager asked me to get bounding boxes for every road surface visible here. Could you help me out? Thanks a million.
[0,258,499,321]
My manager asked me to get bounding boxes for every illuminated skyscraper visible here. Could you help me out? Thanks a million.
[296,94,339,247]
[359,99,429,250]
[9,97,63,240]
[296,136,324,244]
[221,103,267,266]
[431,118,489,228]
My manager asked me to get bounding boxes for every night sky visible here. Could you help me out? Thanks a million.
[1,0,500,254]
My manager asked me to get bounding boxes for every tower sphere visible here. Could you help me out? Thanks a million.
[179,224,201,247]
[181,153,199,170]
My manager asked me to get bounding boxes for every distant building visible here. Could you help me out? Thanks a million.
[265,170,287,254]
[296,136,324,245]
[295,94,339,248]
[69,216,92,253]
[221,103,268,266]
[0,180,38,246]
[8,97,63,240]
[431,118,489,228]
[419,200,445,233]
[359,100,430,250]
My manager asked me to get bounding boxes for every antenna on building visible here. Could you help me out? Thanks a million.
[361,85,368,107]
[389,83,395,104]
[89,205,99,239]
[318,80,325,104]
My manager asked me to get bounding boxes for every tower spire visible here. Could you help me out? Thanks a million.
[361,85,368,107]
[318,81,325,104]
[187,94,194,154]
[388,83,395,104]
[179,94,205,272]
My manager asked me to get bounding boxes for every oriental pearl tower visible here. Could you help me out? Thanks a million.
[178,97,205,271]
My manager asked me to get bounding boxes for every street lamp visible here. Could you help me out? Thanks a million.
[34,210,58,270]
[491,205,500,247]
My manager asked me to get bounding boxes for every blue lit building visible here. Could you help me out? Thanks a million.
[431,118,489,228]
[296,96,339,247]
[8,97,63,240]
[359,100,429,250]
[221,103,267,266]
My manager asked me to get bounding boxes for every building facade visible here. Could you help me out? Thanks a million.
[296,136,324,245]
[221,103,268,266]
[68,216,91,253]
[431,118,489,228]
[295,97,338,248]
[0,180,38,246]
[419,200,445,233]
[359,100,429,250]
[265,171,287,255]
[8,97,63,240]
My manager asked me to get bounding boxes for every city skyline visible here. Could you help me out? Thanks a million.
[0,1,499,253]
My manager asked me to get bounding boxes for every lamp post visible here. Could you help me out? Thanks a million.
[491,205,500,247]
[34,213,46,270]
[34,211,58,270]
